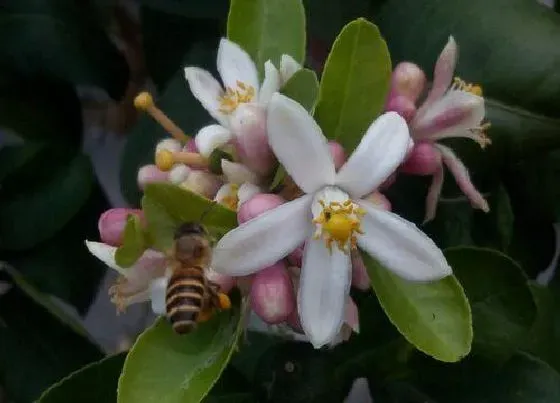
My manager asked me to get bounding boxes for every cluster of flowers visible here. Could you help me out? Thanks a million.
[86,36,490,348]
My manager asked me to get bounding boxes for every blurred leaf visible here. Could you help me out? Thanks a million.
[0,274,102,403]
[203,367,255,403]
[314,18,391,152]
[374,0,560,160]
[0,153,94,251]
[230,331,284,382]
[362,253,472,362]
[120,43,216,206]
[142,183,237,252]
[0,142,44,184]
[138,0,229,19]
[445,247,536,360]
[0,1,129,99]
[227,0,306,77]
[117,298,244,403]
[5,182,109,313]
[141,6,222,90]
[115,214,148,268]
[280,68,319,112]
[268,165,286,192]
[38,353,126,403]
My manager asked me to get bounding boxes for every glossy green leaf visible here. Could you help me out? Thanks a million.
[314,18,391,152]
[115,214,148,268]
[117,301,245,403]
[280,68,319,112]
[227,0,306,77]
[374,0,560,159]
[0,1,129,99]
[38,353,126,403]
[445,247,536,360]
[0,153,94,251]
[362,253,472,362]
[142,183,237,252]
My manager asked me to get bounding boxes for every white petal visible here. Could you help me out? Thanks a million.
[221,160,260,185]
[259,60,281,104]
[149,277,169,315]
[238,183,261,205]
[311,186,349,218]
[336,112,412,198]
[168,164,191,184]
[214,183,235,203]
[356,201,452,281]
[267,93,335,193]
[217,38,259,94]
[298,237,351,348]
[212,195,313,275]
[85,241,125,275]
[184,67,228,126]
[195,124,233,157]
[279,54,302,83]
[156,139,182,154]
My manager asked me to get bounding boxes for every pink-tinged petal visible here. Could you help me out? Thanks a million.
[179,170,222,199]
[389,62,427,102]
[424,163,445,224]
[237,193,285,224]
[250,262,295,324]
[286,307,304,333]
[385,94,417,122]
[183,137,198,153]
[344,297,360,333]
[98,208,145,246]
[287,245,304,267]
[400,142,442,176]
[417,36,458,117]
[137,164,168,190]
[362,191,392,211]
[436,144,489,213]
[351,252,370,291]
[328,141,346,170]
[205,267,236,293]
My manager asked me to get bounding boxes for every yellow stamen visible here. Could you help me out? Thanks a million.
[218,80,255,114]
[469,122,492,149]
[313,200,365,254]
[154,150,209,171]
[220,184,240,210]
[452,77,483,97]
[134,91,189,143]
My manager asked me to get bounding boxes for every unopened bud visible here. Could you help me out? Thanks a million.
[155,138,182,155]
[400,142,442,176]
[237,193,285,224]
[390,62,426,102]
[179,170,222,199]
[385,95,417,122]
[250,262,295,324]
[168,164,191,184]
[328,141,346,170]
[98,208,145,246]
[137,164,168,190]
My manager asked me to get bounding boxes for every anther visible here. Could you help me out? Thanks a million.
[134,92,189,143]
[155,150,209,171]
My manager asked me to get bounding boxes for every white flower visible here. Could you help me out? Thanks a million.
[185,38,301,157]
[212,93,452,348]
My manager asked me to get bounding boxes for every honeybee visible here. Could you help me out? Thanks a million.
[166,221,230,334]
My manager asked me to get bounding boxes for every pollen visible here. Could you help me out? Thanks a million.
[452,77,483,97]
[469,122,492,149]
[218,81,256,114]
[218,292,232,310]
[312,199,365,254]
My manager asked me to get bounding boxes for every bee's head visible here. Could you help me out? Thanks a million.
[173,222,211,266]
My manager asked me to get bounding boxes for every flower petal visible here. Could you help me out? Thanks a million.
[238,183,261,206]
[259,60,281,104]
[195,124,233,158]
[267,93,335,193]
[336,112,412,198]
[298,237,351,348]
[149,277,169,315]
[221,160,260,185]
[212,194,313,275]
[279,54,302,83]
[356,201,452,281]
[184,67,228,126]
[85,241,124,275]
[217,38,259,93]
[424,164,445,224]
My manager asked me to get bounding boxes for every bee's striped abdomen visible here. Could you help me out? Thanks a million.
[165,266,206,334]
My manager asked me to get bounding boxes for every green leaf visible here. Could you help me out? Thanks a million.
[0,1,129,99]
[445,247,536,360]
[38,353,126,403]
[202,367,255,403]
[362,253,472,362]
[314,18,391,152]
[0,153,94,251]
[115,214,148,268]
[0,272,102,403]
[227,0,306,77]
[374,0,560,159]
[268,165,286,192]
[142,183,237,252]
[117,300,245,403]
[280,68,319,112]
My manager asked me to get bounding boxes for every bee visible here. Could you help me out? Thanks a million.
[165,221,230,335]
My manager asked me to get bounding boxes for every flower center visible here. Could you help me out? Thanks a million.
[218,80,256,114]
[452,77,483,97]
[313,199,365,254]
[220,184,240,210]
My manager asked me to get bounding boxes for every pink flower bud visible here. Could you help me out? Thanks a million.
[287,245,304,267]
[183,138,198,153]
[400,142,442,176]
[205,267,235,293]
[237,193,285,224]
[351,253,370,291]
[385,95,417,122]
[250,262,295,324]
[363,191,392,211]
[389,62,426,102]
[230,104,275,176]
[98,208,145,246]
[286,307,304,333]
[328,141,346,170]
[179,170,222,199]
[137,164,168,190]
